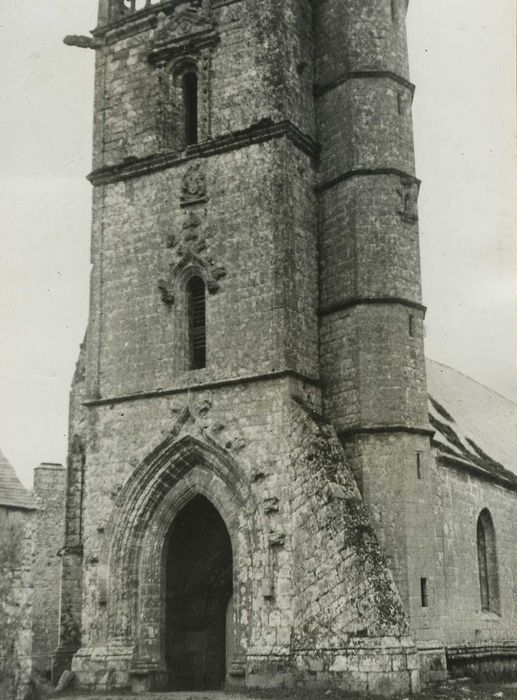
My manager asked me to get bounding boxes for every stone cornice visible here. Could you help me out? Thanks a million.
[338,425,434,440]
[147,27,219,65]
[315,70,415,98]
[57,544,84,557]
[93,0,243,45]
[0,501,37,512]
[83,369,321,407]
[446,643,517,659]
[317,168,420,194]
[437,454,517,493]
[92,1,177,44]
[320,297,427,318]
[87,120,319,186]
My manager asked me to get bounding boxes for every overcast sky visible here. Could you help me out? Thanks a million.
[0,1,515,488]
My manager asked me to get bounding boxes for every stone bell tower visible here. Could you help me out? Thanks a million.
[57,0,437,694]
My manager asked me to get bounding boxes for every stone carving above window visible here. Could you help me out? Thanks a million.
[149,4,219,65]
[158,210,227,306]
[158,253,226,306]
[159,164,226,305]
[268,531,286,548]
[263,496,280,514]
[181,162,208,207]
[165,392,248,457]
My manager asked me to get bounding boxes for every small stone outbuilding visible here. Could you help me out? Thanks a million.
[0,449,35,700]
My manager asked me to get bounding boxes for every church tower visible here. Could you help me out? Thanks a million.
[57,0,438,694]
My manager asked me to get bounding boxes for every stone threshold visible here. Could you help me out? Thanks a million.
[58,694,256,700]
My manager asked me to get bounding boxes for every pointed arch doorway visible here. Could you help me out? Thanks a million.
[166,494,233,691]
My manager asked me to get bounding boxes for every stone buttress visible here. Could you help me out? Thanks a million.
[57,0,437,694]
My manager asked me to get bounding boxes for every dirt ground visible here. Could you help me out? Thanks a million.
[246,679,517,700]
[56,678,517,700]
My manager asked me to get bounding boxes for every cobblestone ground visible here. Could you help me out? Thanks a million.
[57,679,517,700]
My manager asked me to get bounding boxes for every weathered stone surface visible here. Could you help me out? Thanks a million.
[40,0,517,696]
[32,462,65,678]
[0,506,34,700]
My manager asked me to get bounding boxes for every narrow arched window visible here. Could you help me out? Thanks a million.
[182,70,198,146]
[187,276,206,369]
[477,509,500,614]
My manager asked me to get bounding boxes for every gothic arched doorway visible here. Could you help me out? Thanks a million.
[166,495,233,690]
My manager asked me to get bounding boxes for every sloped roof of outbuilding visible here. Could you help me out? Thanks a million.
[0,449,35,510]
[427,358,517,488]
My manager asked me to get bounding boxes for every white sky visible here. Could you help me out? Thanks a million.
[0,1,515,488]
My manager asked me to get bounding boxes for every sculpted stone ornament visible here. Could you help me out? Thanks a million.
[63,35,101,50]
[96,520,107,534]
[158,279,175,306]
[148,4,218,65]
[398,91,412,116]
[192,390,213,418]
[224,434,246,453]
[110,484,122,501]
[165,232,176,249]
[158,250,226,306]
[158,182,227,305]
[268,531,286,548]
[251,468,268,482]
[162,393,251,464]
[181,163,208,207]
[180,211,205,253]
[228,659,246,678]
[397,178,419,224]
[263,496,280,514]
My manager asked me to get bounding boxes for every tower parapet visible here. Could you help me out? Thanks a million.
[98,0,165,25]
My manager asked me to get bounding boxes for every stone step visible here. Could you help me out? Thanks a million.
[58,693,254,700]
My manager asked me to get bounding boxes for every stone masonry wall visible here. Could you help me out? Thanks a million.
[67,375,419,696]
[32,463,66,679]
[344,434,445,645]
[90,140,318,402]
[92,0,316,170]
[438,463,517,646]
[314,0,410,82]
[55,0,517,693]
[0,507,34,700]
[54,339,88,683]
[286,401,420,696]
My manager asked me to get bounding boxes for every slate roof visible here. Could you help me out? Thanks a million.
[0,448,35,510]
[427,359,517,488]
